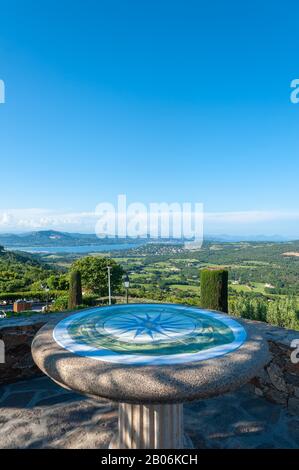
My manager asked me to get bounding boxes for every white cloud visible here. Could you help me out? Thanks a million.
[0,209,98,233]
[0,208,298,236]
[204,210,299,237]
[205,210,299,223]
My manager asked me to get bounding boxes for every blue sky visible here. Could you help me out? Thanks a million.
[0,1,298,236]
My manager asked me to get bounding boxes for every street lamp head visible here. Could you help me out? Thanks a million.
[123,273,130,289]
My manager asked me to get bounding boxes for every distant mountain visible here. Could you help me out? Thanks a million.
[0,230,296,248]
[0,230,147,247]
[0,230,74,246]
[205,233,295,242]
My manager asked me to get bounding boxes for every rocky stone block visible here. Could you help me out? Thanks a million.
[288,397,299,416]
[266,362,287,392]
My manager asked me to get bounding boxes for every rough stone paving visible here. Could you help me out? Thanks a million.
[0,376,298,449]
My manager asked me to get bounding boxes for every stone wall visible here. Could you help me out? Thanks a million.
[245,319,299,415]
[0,313,299,415]
[0,313,63,385]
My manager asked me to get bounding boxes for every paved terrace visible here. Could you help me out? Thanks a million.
[0,376,298,449]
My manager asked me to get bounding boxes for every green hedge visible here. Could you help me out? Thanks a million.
[229,295,299,331]
[68,270,82,309]
[200,268,228,313]
[0,290,67,302]
[50,293,100,312]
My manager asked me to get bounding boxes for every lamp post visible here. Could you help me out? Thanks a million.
[41,284,50,311]
[107,265,112,305]
[123,273,130,304]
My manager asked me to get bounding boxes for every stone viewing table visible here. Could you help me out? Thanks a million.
[32,303,269,449]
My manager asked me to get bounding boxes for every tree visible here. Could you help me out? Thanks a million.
[46,274,69,291]
[68,270,82,309]
[71,256,124,296]
[200,268,228,313]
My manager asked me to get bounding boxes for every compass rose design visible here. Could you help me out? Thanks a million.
[53,304,247,365]
[102,310,198,344]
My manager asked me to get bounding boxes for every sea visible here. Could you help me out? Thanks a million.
[7,243,140,254]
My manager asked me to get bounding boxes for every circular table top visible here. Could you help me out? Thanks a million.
[32,303,269,404]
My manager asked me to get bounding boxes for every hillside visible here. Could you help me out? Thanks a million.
[112,240,299,297]
[0,247,52,292]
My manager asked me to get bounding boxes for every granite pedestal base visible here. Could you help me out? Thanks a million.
[109,402,186,449]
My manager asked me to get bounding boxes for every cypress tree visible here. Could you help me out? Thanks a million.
[200,268,228,313]
[68,270,82,310]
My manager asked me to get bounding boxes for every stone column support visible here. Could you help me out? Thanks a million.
[110,402,184,449]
